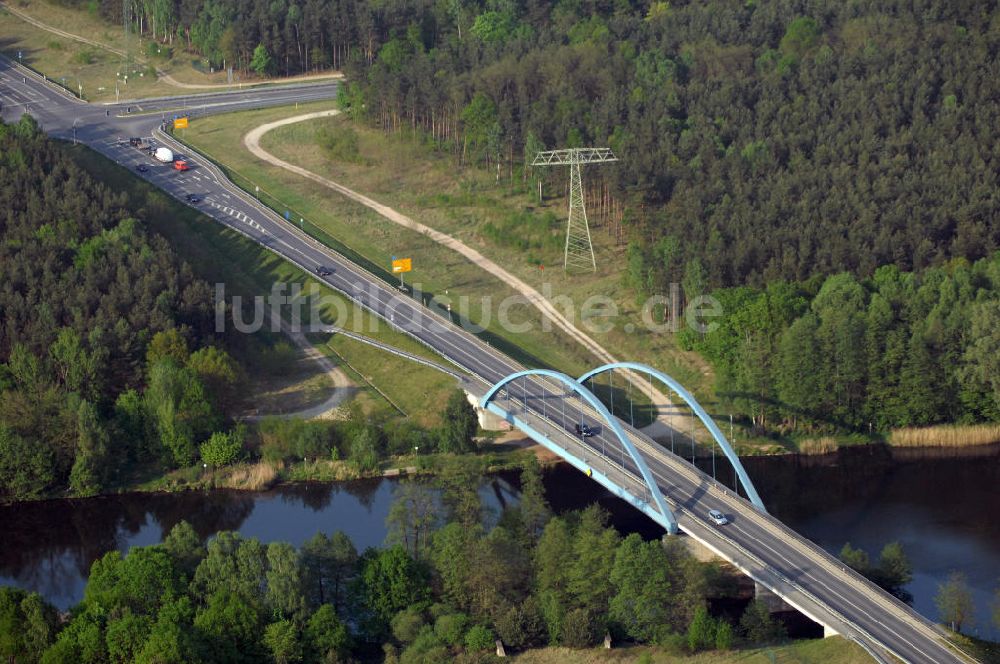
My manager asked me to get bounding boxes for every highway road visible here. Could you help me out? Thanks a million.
[0,55,974,664]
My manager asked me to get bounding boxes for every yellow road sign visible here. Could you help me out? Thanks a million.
[392,258,412,273]
[173,117,189,129]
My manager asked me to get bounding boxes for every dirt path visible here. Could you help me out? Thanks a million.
[0,2,341,92]
[245,313,354,421]
[242,110,689,438]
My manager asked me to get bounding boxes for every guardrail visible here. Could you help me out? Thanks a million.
[0,52,84,103]
[324,326,465,378]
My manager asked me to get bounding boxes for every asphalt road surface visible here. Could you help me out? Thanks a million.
[0,55,973,664]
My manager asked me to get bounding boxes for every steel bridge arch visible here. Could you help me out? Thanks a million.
[578,362,766,513]
[481,369,679,534]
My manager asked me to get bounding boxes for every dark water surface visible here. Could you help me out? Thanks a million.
[1,446,998,639]
[737,444,1000,640]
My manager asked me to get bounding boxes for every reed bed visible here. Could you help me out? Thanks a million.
[888,424,1000,448]
[220,461,280,490]
[797,437,839,455]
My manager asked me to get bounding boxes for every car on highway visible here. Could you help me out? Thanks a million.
[185,194,201,203]
[135,164,148,173]
[315,266,332,277]
[575,423,596,437]
[708,509,728,526]
[173,159,190,171]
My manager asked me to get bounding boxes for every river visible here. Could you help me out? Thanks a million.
[1,445,998,640]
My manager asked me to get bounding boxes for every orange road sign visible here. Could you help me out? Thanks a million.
[173,117,189,129]
[392,258,412,273]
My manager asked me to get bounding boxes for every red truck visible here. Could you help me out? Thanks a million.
[173,159,189,171]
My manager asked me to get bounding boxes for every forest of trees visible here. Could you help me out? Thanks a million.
[0,461,795,663]
[0,115,247,500]
[679,257,1000,434]
[65,0,1000,288]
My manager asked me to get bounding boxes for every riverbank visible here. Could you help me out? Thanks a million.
[0,432,556,506]
[728,422,1000,457]
[512,637,868,663]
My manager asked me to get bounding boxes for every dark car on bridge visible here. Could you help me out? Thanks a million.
[135,164,149,173]
[185,194,201,203]
[575,423,596,437]
[315,266,332,277]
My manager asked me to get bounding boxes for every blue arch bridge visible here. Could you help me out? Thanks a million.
[463,362,970,664]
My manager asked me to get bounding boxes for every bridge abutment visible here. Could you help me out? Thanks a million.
[464,390,512,431]
[754,581,793,613]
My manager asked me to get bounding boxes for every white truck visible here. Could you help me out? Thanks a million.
[153,147,174,163]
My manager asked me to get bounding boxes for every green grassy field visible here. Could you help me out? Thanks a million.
[65,143,459,428]
[260,114,713,391]
[0,0,336,102]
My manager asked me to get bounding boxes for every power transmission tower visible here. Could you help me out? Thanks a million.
[532,148,618,271]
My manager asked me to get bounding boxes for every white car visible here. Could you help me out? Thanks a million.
[708,509,728,526]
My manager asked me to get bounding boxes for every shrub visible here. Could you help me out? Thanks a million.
[348,426,380,473]
[200,428,245,467]
[739,600,786,644]
[686,606,715,652]
[391,606,427,644]
[433,612,468,647]
[317,122,362,163]
[493,597,545,649]
[559,608,597,648]
[464,625,494,651]
[73,50,97,65]
[715,621,733,650]
[295,422,333,460]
